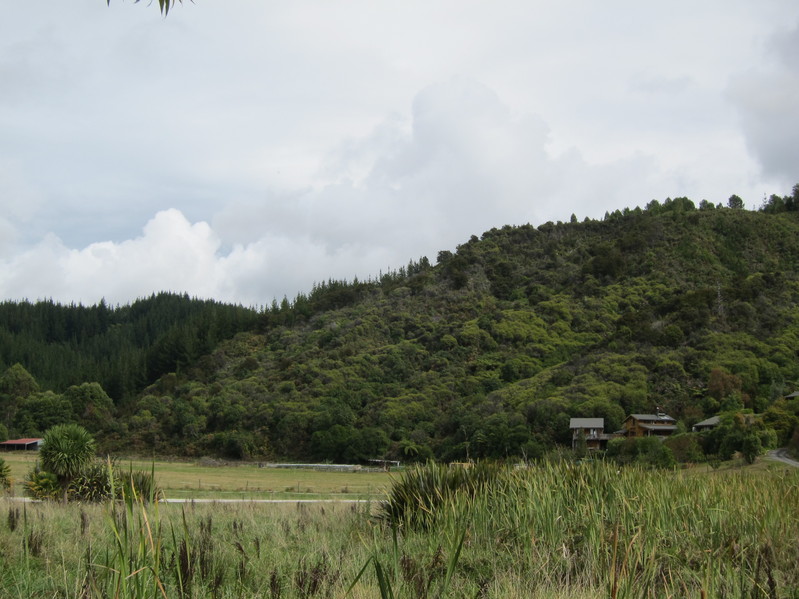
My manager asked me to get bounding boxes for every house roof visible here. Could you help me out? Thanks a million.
[0,438,43,445]
[627,413,676,423]
[570,418,604,429]
[786,391,799,399]
[693,416,721,428]
[639,424,678,432]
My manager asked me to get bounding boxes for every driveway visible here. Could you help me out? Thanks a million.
[766,448,799,468]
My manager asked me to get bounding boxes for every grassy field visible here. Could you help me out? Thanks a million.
[0,459,797,598]
[1,452,393,499]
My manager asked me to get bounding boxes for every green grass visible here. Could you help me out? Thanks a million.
[0,459,797,597]
[1,453,392,499]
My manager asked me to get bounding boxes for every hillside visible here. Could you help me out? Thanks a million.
[0,293,259,401]
[2,193,799,461]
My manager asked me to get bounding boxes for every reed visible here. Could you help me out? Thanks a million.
[0,460,796,597]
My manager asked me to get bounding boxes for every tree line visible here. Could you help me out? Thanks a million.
[1,188,799,463]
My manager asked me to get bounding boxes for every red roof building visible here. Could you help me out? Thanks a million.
[0,438,43,451]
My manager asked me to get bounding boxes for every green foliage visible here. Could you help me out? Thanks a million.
[39,424,96,501]
[741,432,763,464]
[0,293,259,404]
[664,433,705,463]
[63,382,115,432]
[72,460,161,503]
[13,392,74,436]
[379,462,501,529]
[70,460,117,502]
[728,194,745,209]
[0,363,40,430]
[0,363,39,399]
[607,437,676,468]
[26,457,161,503]
[3,187,799,462]
[700,411,777,462]
[25,463,60,500]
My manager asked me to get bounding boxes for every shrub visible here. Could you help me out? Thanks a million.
[25,464,60,501]
[25,458,161,503]
[378,461,501,529]
[608,436,676,468]
[741,433,763,465]
[71,460,117,502]
[664,433,705,463]
[121,466,162,502]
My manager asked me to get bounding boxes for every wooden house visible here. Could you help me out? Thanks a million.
[569,418,613,450]
[622,412,677,438]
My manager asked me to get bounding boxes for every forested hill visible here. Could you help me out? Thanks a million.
[2,192,799,461]
[0,293,259,400]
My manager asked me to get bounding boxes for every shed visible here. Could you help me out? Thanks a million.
[0,438,43,451]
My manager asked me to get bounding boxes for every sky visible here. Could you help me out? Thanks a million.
[1,1,797,307]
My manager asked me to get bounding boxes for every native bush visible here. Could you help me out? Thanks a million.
[25,458,160,503]
[71,460,117,502]
[25,463,60,500]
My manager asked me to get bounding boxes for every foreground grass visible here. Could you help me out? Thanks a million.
[0,460,797,597]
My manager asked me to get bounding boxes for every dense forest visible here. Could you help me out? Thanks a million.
[0,293,259,402]
[1,188,799,463]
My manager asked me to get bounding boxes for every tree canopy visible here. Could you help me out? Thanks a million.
[3,185,799,463]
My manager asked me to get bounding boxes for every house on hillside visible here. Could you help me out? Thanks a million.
[569,418,614,450]
[785,391,799,400]
[0,438,43,451]
[622,412,677,438]
[692,415,720,432]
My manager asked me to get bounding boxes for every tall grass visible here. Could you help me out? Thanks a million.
[378,461,799,597]
[0,461,797,597]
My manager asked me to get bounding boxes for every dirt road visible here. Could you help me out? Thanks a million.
[767,448,799,468]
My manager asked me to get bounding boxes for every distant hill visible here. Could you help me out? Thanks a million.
[2,191,799,461]
[0,293,259,401]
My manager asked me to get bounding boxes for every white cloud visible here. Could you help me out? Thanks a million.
[0,78,623,305]
[0,211,219,305]
[2,2,798,306]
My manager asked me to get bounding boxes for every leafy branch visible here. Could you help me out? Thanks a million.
[107,0,185,17]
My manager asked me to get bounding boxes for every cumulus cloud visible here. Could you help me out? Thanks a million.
[1,210,219,305]
[729,21,799,183]
[0,208,400,307]
[217,77,663,276]
[1,77,675,307]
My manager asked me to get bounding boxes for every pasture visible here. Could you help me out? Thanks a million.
[1,452,392,499]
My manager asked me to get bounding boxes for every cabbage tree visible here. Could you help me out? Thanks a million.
[39,424,96,503]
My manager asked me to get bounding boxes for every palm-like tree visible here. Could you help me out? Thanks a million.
[39,424,96,503]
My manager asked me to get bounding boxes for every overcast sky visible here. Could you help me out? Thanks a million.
[1,1,797,307]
